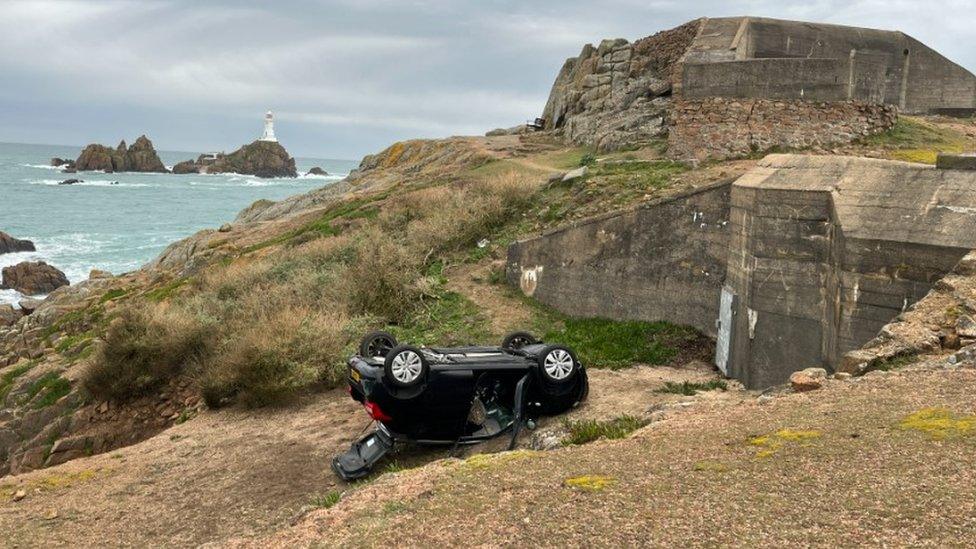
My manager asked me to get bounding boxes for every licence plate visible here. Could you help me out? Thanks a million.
[350,368,361,382]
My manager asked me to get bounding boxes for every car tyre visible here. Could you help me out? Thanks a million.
[359,331,398,359]
[536,345,579,385]
[502,331,537,351]
[383,345,429,389]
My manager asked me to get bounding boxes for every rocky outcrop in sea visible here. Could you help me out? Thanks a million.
[0,231,35,255]
[74,135,169,173]
[1,261,69,295]
[174,140,297,178]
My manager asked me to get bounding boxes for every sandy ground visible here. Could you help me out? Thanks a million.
[0,361,732,548]
[244,363,976,548]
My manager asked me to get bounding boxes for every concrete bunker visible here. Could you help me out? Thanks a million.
[508,154,976,388]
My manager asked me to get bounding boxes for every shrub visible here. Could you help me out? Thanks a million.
[199,309,347,408]
[83,306,211,401]
[338,230,422,323]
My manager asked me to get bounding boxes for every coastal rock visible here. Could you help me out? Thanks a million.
[0,231,36,254]
[1,261,70,295]
[18,297,43,314]
[88,269,112,280]
[306,166,329,176]
[74,135,169,173]
[171,160,199,174]
[204,140,297,178]
[126,135,168,172]
[50,158,75,169]
[59,179,82,185]
[0,304,22,326]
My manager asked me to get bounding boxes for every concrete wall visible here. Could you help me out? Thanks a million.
[681,57,886,103]
[727,155,976,388]
[507,181,731,336]
[679,16,976,114]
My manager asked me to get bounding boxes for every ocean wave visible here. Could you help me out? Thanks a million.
[297,172,346,181]
[28,179,150,188]
[21,163,66,171]
[0,288,27,307]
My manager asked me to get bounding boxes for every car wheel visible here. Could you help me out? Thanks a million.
[359,331,398,359]
[537,345,579,384]
[384,345,429,388]
[502,331,537,350]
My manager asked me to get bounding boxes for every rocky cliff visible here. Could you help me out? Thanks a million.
[74,135,168,173]
[541,19,702,151]
[174,141,297,178]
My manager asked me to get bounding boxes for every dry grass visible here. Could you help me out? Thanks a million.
[84,306,211,400]
[85,173,539,408]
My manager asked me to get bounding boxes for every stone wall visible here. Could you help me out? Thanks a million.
[507,180,731,336]
[668,98,897,161]
[540,19,703,151]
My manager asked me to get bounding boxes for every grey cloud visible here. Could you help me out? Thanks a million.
[0,0,973,159]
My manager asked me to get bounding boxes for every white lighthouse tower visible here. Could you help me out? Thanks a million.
[260,110,277,142]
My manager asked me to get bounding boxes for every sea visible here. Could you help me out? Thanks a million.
[0,141,358,306]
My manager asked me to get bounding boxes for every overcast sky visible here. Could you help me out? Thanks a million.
[1,0,974,159]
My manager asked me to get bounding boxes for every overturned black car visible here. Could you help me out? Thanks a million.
[332,331,589,480]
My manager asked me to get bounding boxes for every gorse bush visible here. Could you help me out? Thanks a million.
[199,309,348,408]
[84,306,211,400]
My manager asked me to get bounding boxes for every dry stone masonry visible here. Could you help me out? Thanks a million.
[668,98,897,161]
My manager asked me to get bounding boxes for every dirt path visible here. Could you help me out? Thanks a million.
[248,364,976,548]
[0,362,731,547]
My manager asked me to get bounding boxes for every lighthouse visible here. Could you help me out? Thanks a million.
[260,110,277,142]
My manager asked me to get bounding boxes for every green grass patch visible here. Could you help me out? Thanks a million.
[55,332,94,356]
[145,278,190,302]
[0,360,38,403]
[389,290,491,347]
[543,317,700,369]
[243,196,387,253]
[563,415,648,445]
[591,159,688,191]
[657,379,728,396]
[861,117,969,164]
[23,371,72,409]
[99,288,129,304]
[309,491,342,509]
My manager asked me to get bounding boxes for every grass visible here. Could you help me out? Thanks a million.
[99,288,129,304]
[0,360,38,403]
[562,415,648,445]
[145,278,190,302]
[310,491,342,509]
[543,317,701,369]
[657,380,728,396]
[22,371,72,409]
[860,117,971,164]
